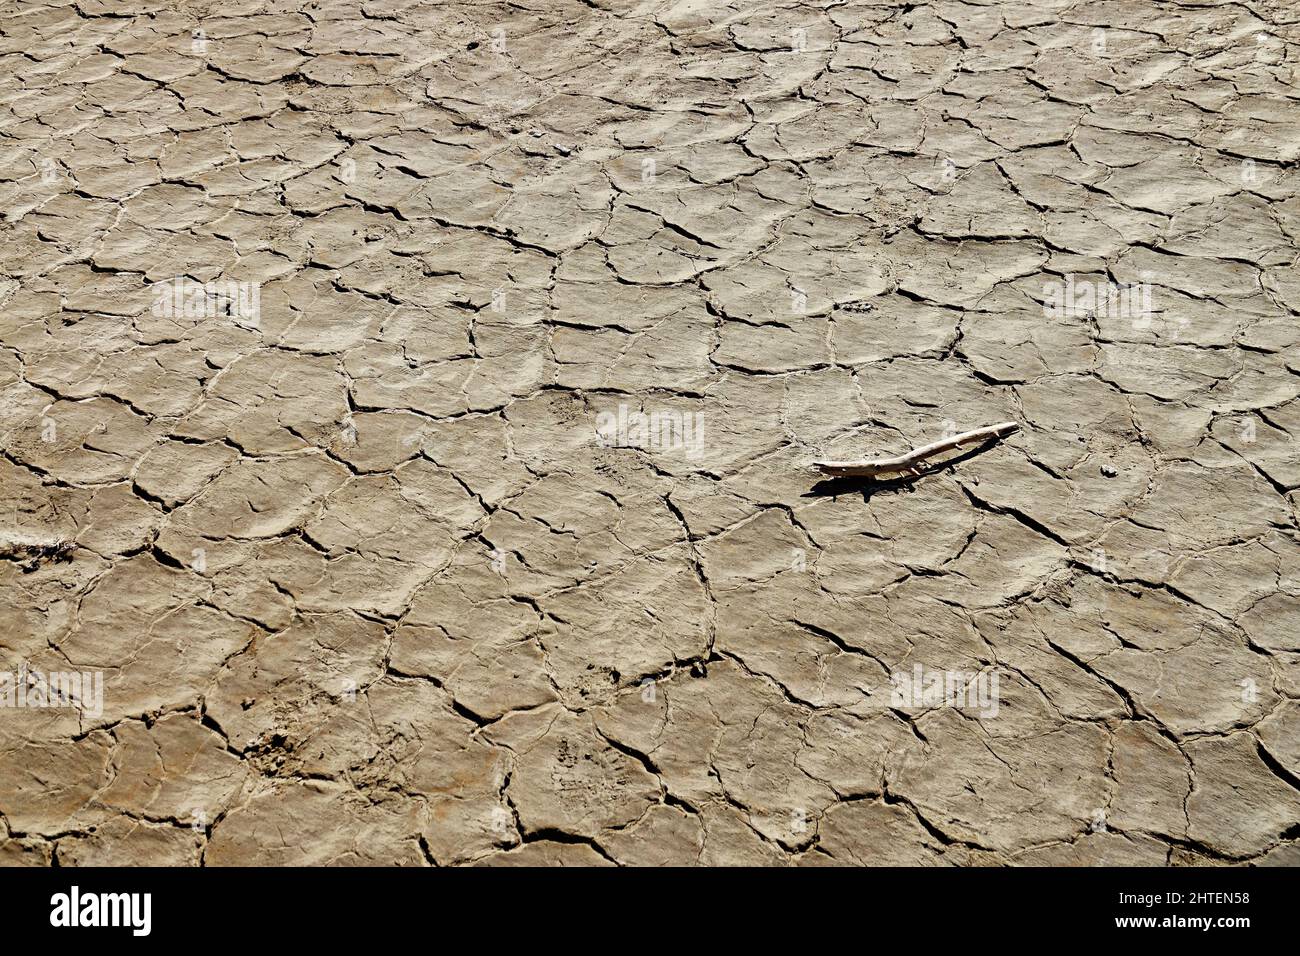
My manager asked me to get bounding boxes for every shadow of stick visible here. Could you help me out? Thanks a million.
[802,438,1001,502]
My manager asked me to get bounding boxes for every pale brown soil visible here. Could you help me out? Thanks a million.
[1,0,1299,866]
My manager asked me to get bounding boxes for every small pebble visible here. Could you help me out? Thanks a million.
[1101,464,1118,477]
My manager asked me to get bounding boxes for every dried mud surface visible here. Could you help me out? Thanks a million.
[1,0,1299,866]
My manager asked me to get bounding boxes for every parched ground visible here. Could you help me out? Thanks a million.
[1,0,1298,867]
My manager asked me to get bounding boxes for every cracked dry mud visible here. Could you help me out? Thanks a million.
[1,0,1299,868]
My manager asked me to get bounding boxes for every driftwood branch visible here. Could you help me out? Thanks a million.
[814,422,1020,478]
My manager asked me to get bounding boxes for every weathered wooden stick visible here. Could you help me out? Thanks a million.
[814,422,1020,477]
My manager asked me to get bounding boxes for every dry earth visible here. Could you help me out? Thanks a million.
[1,0,1299,867]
